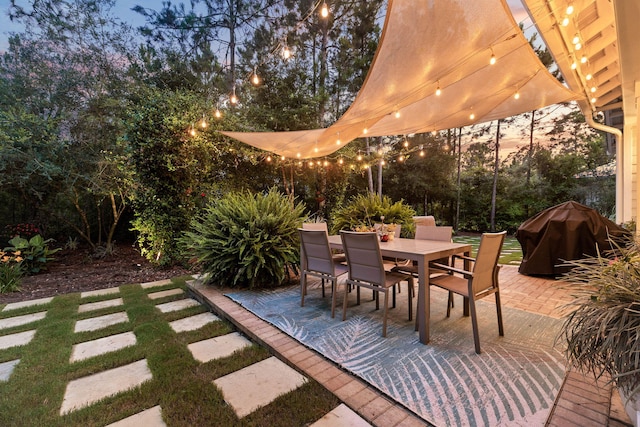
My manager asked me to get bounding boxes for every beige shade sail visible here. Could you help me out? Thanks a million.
[221,0,583,159]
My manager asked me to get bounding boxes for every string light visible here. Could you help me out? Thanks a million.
[281,155,286,161]
[363,127,368,134]
[189,125,196,137]
[566,4,574,15]
[380,159,386,166]
[580,55,588,64]
[514,90,520,100]
[200,114,207,128]
[561,16,569,26]
[585,73,592,81]
[591,97,597,104]
[266,155,272,162]
[571,61,577,70]
[338,157,343,165]
[282,44,292,60]
[320,1,329,18]
[357,152,363,161]
[251,66,261,86]
[590,86,597,93]
[214,108,222,118]
[572,33,580,45]
[403,139,409,148]
[394,110,401,118]
[336,133,341,145]
[398,155,404,162]
[230,85,238,104]
[489,48,496,65]
[323,160,328,167]
[435,81,442,96]
[419,145,425,157]
[469,110,475,120]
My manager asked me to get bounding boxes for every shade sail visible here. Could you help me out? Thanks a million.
[221,0,582,159]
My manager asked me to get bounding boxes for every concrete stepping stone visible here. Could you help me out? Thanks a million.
[106,405,166,427]
[74,312,129,333]
[0,311,47,330]
[78,298,124,313]
[310,404,372,427]
[81,287,120,298]
[169,312,219,333]
[141,279,173,289]
[148,289,183,300]
[0,330,36,350]
[0,359,20,382]
[155,298,199,313]
[188,332,251,363]
[60,359,153,415]
[213,356,307,418]
[2,297,53,312]
[70,331,137,363]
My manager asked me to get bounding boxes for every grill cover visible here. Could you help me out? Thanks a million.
[515,201,630,276]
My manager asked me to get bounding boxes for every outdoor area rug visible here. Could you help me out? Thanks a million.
[225,284,566,427]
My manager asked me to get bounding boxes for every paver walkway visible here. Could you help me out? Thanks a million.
[0,278,371,426]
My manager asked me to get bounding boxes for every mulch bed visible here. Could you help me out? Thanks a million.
[0,243,191,304]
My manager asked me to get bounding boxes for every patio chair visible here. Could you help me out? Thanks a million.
[302,222,346,263]
[298,228,348,318]
[340,231,414,337]
[429,231,506,354]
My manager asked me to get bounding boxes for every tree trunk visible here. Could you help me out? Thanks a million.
[366,137,374,193]
[490,120,501,232]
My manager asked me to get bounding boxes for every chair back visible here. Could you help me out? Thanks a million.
[472,231,506,294]
[340,231,385,286]
[298,229,334,275]
[415,225,452,241]
[413,215,436,227]
[302,222,329,233]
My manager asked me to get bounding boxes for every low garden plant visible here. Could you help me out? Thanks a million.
[0,250,24,293]
[330,193,416,237]
[180,188,306,289]
[4,234,61,274]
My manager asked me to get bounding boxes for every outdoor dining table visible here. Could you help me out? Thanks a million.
[327,234,472,344]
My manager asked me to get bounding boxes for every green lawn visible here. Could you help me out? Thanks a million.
[453,235,523,266]
[0,278,338,426]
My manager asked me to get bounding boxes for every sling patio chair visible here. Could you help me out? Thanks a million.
[429,231,506,354]
[340,230,414,337]
[298,228,348,318]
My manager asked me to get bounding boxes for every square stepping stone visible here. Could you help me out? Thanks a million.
[169,312,219,333]
[141,279,173,289]
[106,405,166,427]
[2,297,53,311]
[0,311,47,330]
[0,359,20,382]
[0,330,36,350]
[148,289,183,300]
[155,298,199,313]
[70,331,137,363]
[188,332,251,363]
[81,287,120,298]
[60,359,153,415]
[74,312,129,333]
[213,356,307,418]
[78,298,124,313]
[310,404,372,427]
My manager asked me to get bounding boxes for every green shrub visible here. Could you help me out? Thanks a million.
[3,235,60,274]
[330,193,416,237]
[0,251,23,293]
[180,188,306,289]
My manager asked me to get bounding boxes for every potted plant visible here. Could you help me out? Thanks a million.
[561,235,640,425]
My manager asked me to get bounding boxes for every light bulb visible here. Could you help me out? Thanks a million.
[562,17,569,26]
[419,150,425,157]
[200,117,207,128]
[395,110,401,118]
[489,54,496,65]
[214,108,222,118]
[470,112,475,120]
[514,91,520,100]
[266,155,271,162]
[586,73,592,81]
[398,155,404,162]
[435,86,441,96]
[566,4,574,15]
[571,61,577,70]
[380,159,386,166]
[591,86,597,93]
[581,55,588,64]
[283,45,291,60]
[363,127,368,134]
[591,97,597,103]
[338,158,343,165]
[252,72,260,86]
[189,127,196,137]
[230,94,238,104]
[314,146,319,153]
[572,34,580,45]
[323,160,328,166]
[357,154,362,161]
[336,139,341,145]
[281,155,285,161]
[296,153,301,158]
[320,2,328,18]
[574,42,582,51]
[403,140,409,148]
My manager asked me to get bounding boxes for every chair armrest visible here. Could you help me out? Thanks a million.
[452,254,476,263]
[430,262,473,278]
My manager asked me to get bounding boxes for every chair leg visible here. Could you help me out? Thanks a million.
[382,290,389,337]
[407,279,413,321]
[392,286,396,308]
[342,283,351,321]
[448,292,454,311]
[495,290,504,336]
[468,297,482,354]
[321,278,325,298]
[330,279,337,319]
[446,293,452,318]
[300,272,307,307]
